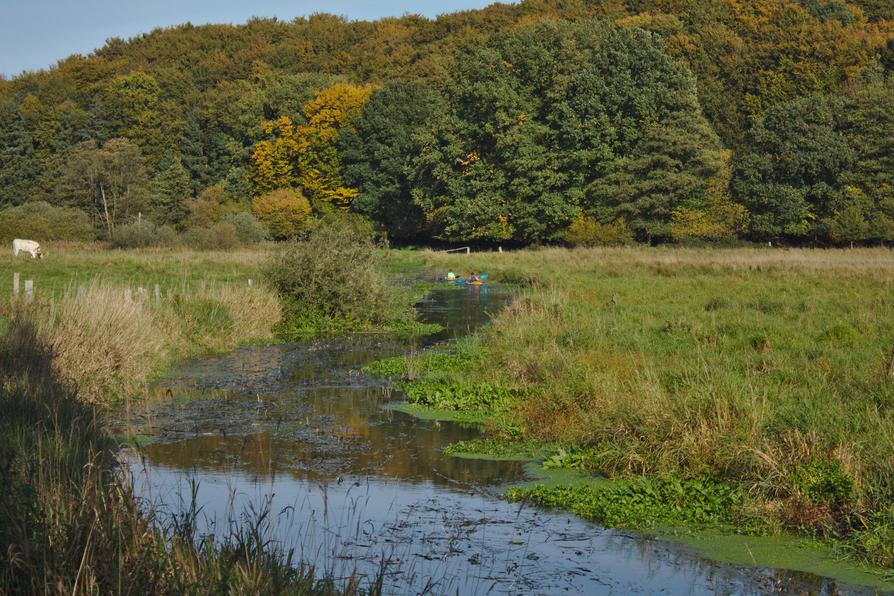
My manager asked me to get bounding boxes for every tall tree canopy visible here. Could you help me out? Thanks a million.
[339,80,447,239]
[734,74,894,242]
[0,0,892,245]
[408,20,727,243]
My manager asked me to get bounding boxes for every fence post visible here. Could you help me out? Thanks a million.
[247,278,253,288]
[154,284,161,301]
[13,272,19,296]
[466,246,470,255]
[24,279,33,303]
[498,246,503,253]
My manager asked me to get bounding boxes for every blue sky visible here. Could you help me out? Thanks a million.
[0,0,498,77]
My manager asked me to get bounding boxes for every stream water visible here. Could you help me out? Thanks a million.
[116,286,875,594]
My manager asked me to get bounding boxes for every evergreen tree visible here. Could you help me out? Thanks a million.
[150,154,193,227]
[179,108,211,195]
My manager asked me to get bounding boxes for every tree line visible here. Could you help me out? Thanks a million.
[1,0,893,245]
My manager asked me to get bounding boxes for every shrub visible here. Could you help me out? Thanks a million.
[179,221,241,250]
[670,206,749,242]
[563,216,633,247]
[111,220,176,248]
[185,183,240,228]
[223,211,267,243]
[0,201,96,241]
[251,188,312,240]
[266,215,408,334]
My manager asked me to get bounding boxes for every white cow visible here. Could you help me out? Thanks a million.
[12,239,43,259]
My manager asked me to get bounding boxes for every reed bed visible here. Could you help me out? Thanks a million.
[6,278,280,404]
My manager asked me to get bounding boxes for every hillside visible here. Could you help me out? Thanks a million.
[1,0,893,244]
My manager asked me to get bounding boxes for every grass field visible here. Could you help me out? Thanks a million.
[1,243,280,404]
[1,242,269,297]
[373,246,894,572]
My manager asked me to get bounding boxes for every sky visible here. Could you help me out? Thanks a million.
[0,0,497,77]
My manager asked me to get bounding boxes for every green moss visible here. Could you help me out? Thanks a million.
[669,530,894,592]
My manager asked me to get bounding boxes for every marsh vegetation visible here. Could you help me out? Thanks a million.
[368,246,894,575]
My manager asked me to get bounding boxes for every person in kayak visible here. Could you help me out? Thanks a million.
[468,272,480,283]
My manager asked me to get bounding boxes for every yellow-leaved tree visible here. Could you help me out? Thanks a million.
[250,83,376,210]
[251,188,312,240]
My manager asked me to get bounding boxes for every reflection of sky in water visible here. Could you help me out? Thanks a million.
[124,459,803,594]
[117,286,868,594]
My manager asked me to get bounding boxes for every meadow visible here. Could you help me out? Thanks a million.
[375,246,894,571]
[0,243,280,403]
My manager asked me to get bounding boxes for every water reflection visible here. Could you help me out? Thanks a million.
[117,286,873,594]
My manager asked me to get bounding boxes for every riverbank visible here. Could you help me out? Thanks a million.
[1,245,281,404]
[365,246,894,587]
[0,312,383,593]
[0,241,420,593]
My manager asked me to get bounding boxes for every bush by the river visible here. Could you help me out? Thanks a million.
[267,215,410,335]
[222,212,268,243]
[179,221,241,250]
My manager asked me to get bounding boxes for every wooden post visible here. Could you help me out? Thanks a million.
[466,246,470,255]
[13,272,19,296]
[247,278,253,288]
[154,284,161,301]
[24,279,33,302]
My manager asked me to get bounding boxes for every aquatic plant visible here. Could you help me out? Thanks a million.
[507,477,744,529]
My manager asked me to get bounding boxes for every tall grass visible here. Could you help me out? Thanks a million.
[0,316,371,594]
[422,246,894,567]
[13,279,280,404]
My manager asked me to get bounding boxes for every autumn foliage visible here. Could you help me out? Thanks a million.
[0,1,892,245]
[250,188,312,240]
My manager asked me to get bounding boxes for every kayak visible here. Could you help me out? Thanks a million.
[452,278,487,285]
[449,274,489,285]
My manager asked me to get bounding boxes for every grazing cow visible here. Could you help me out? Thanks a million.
[12,239,43,259]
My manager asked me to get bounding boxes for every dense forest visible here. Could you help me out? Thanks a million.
[1,0,893,245]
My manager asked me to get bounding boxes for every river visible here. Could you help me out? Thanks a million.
[115,286,875,594]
